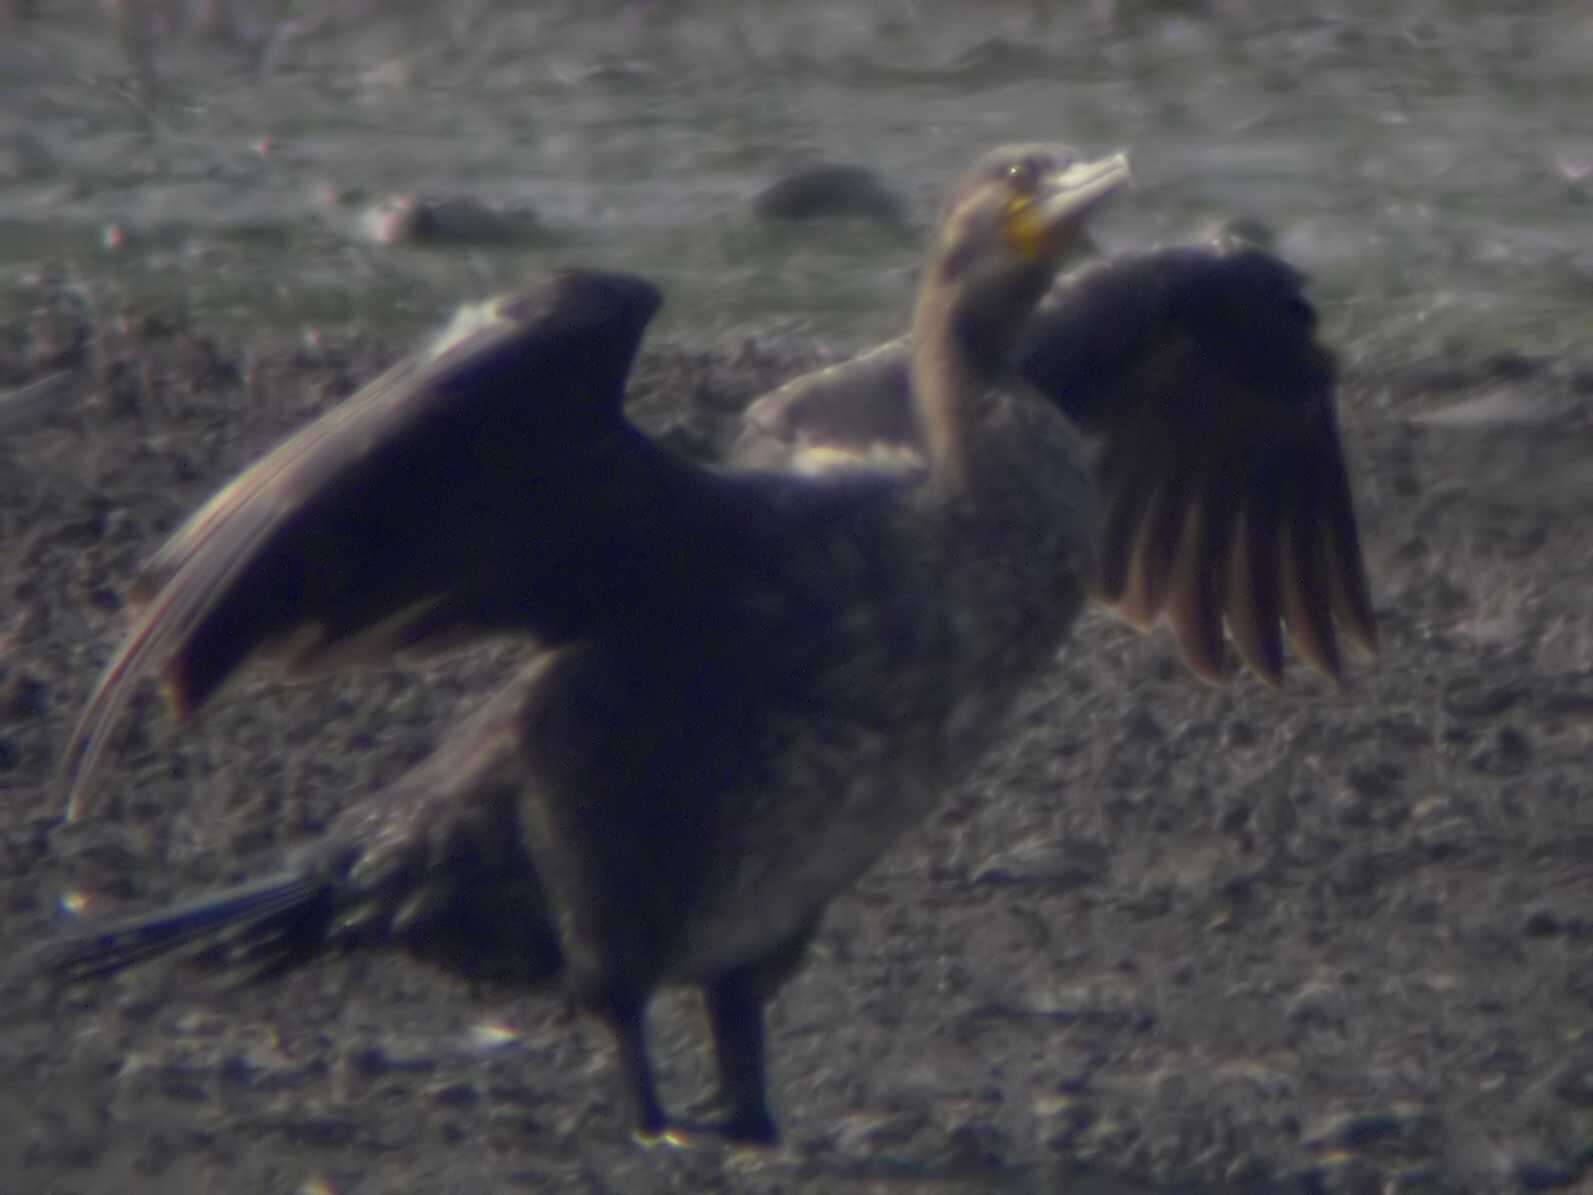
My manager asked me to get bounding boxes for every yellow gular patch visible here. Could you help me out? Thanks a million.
[1002,196,1054,262]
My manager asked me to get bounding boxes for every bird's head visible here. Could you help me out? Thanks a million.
[926,145,1131,363]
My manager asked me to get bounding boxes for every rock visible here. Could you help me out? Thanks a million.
[753,163,909,229]
[972,838,1110,888]
[347,1044,437,1077]
[0,371,74,434]
[1302,1104,1432,1150]
[1551,1057,1593,1105]
[1409,389,1572,429]
[1468,725,1532,774]
[1442,677,1523,719]
[1517,1155,1579,1189]
[1285,979,1347,1027]
[3,671,47,720]
[316,185,545,248]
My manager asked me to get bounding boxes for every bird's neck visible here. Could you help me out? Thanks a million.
[909,273,1038,498]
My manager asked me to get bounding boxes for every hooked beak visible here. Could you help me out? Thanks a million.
[1006,151,1132,261]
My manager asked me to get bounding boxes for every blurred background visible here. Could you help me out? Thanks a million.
[2,0,1589,355]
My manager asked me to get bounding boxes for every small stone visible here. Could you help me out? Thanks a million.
[1304,1108,1404,1149]
[1551,1058,1593,1106]
[1469,725,1532,773]
[467,1019,523,1053]
[1542,688,1593,716]
[971,839,1108,889]
[1388,1164,1446,1192]
[1523,908,1563,938]
[1442,678,1523,718]
[1035,1096,1094,1153]
[753,163,908,229]
[5,671,48,720]
[1517,1157,1577,1190]
[1345,760,1402,799]
[1330,789,1372,827]
[1293,1151,1383,1194]
[282,1116,357,1148]
[433,1081,480,1108]
[830,1108,929,1157]
[347,1044,435,1077]
[1286,979,1347,1027]
[158,1076,210,1103]
[220,1054,259,1085]
[1482,351,1542,382]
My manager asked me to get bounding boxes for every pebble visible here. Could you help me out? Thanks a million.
[753,163,908,229]
[1551,1057,1593,1105]
[1442,678,1523,719]
[1285,979,1347,1027]
[1302,1105,1430,1150]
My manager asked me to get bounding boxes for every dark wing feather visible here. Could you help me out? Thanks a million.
[1020,242,1377,685]
[725,242,1376,687]
[1223,474,1285,684]
[63,270,776,818]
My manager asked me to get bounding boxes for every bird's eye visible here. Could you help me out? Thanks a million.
[1006,159,1040,193]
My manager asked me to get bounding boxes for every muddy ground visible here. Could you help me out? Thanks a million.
[1,273,1592,1195]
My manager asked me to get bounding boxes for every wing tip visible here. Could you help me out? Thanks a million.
[162,664,198,725]
[1289,627,1345,686]
[1182,648,1235,687]
[60,653,200,825]
[1232,631,1285,689]
[1335,580,1381,664]
[1352,622,1380,659]
[60,713,109,825]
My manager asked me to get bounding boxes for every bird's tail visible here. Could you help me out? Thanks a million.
[38,868,335,985]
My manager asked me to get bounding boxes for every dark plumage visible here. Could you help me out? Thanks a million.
[45,145,1374,1147]
[738,237,1377,684]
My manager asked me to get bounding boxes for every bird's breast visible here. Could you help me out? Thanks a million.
[666,463,1092,976]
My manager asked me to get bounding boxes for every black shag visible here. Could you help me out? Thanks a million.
[45,145,1375,1146]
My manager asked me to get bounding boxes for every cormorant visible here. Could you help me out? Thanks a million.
[736,224,1376,684]
[43,144,1375,1147]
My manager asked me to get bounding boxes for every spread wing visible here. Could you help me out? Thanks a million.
[734,338,918,475]
[733,241,1377,687]
[62,270,779,819]
[1023,243,1376,685]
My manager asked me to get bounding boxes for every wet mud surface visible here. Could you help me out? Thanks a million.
[2,268,1593,1194]
[4,1,1593,1191]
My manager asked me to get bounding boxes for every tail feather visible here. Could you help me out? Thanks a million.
[39,870,332,984]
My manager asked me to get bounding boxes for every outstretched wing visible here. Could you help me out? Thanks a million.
[733,338,919,475]
[63,270,766,818]
[1023,243,1376,685]
[733,242,1376,686]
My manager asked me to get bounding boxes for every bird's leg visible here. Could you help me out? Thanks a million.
[698,916,820,1147]
[592,986,675,1146]
[702,966,779,1146]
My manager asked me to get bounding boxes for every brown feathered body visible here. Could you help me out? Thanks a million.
[45,147,1374,1145]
